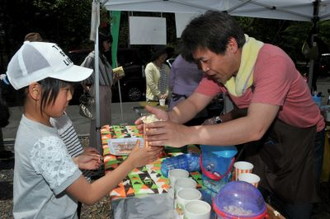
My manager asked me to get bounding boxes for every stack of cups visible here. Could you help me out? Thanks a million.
[168,169,190,200]
[174,176,198,216]
[168,169,211,218]
[168,169,189,188]
[238,173,260,188]
[233,161,260,188]
[183,200,211,219]
[176,188,202,216]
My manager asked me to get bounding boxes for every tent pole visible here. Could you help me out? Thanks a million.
[308,0,320,91]
[117,80,124,123]
[95,2,101,151]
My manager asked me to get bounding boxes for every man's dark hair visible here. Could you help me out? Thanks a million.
[181,10,245,61]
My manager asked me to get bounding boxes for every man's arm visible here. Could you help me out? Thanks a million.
[188,102,279,146]
[203,107,248,125]
[145,102,279,148]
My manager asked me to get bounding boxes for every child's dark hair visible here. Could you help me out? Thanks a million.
[38,78,73,111]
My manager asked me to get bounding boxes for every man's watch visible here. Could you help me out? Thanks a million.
[215,116,222,124]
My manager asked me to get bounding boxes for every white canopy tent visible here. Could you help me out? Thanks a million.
[102,0,330,22]
[101,0,330,87]
[91,0,330,147]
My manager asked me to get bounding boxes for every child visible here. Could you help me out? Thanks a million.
[24,31,98,182]
[7,41,162,218]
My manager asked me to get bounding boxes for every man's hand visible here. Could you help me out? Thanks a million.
[135,105,169,131]
[143,120,190,148]
[159,94,168,99]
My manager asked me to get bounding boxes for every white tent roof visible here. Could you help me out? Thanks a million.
[102,0,330,22]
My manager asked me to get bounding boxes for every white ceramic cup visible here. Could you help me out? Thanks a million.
[175,188,202,216]
[184,200,211,219]
[238,173,260,187]
[168,169,189,188]
[159,98,166,106]
[233,161,254,181]
[174,177,197,194]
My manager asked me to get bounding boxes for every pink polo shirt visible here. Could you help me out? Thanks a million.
[196,44,325,131]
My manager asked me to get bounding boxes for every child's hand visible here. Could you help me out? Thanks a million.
[74,153,102,170]
[160,94,168,99]
[127,140,163,168]
[83,147,100,155]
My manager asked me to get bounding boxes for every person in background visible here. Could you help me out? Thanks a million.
[103,40,113,66]
[145,46,171,104]
[81,32,120,155]
[8,41,162,218]
[24,32,43,42]
[138,11,325,219]
[168,54,208,126]
[0,74,13,160]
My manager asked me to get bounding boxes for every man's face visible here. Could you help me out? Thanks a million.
[192,40,239,85]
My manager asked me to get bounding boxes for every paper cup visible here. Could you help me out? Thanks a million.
[233,161,254,181]
[175,188,202,215]
[184,200,211,219]
[159,98,166,106]
[168,169,189,188]
[238,173,260,187]
[143,124,149,148]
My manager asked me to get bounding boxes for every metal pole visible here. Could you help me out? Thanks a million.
[94,0,101,150]
[308,0,320,91]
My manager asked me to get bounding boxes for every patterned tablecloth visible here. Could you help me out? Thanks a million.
[101,124,202,200]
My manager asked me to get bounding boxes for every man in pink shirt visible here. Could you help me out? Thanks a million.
[138,11,325,219]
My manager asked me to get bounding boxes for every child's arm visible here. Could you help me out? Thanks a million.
[66,140,162,205]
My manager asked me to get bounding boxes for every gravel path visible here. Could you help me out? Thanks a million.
[0,138,112,219]
[0,160,111,219]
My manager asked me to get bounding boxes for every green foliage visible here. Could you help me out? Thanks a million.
[319,20,330,46]
[3,0,330,68]
[235,16,330,62]
[31,0,92,50]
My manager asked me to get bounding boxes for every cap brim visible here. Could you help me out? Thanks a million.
[50,65,93,83]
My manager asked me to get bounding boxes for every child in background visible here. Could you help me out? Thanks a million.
[8,41,162,218]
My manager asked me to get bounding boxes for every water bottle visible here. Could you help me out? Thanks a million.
[161,153,200,177]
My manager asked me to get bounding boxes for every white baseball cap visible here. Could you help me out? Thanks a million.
[6,41,93,90]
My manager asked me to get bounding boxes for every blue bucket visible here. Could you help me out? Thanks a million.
[200,145,237,181]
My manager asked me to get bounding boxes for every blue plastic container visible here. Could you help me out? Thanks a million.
[161,153,200,177]
[312,94,322,107]
[200,145,237,181]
